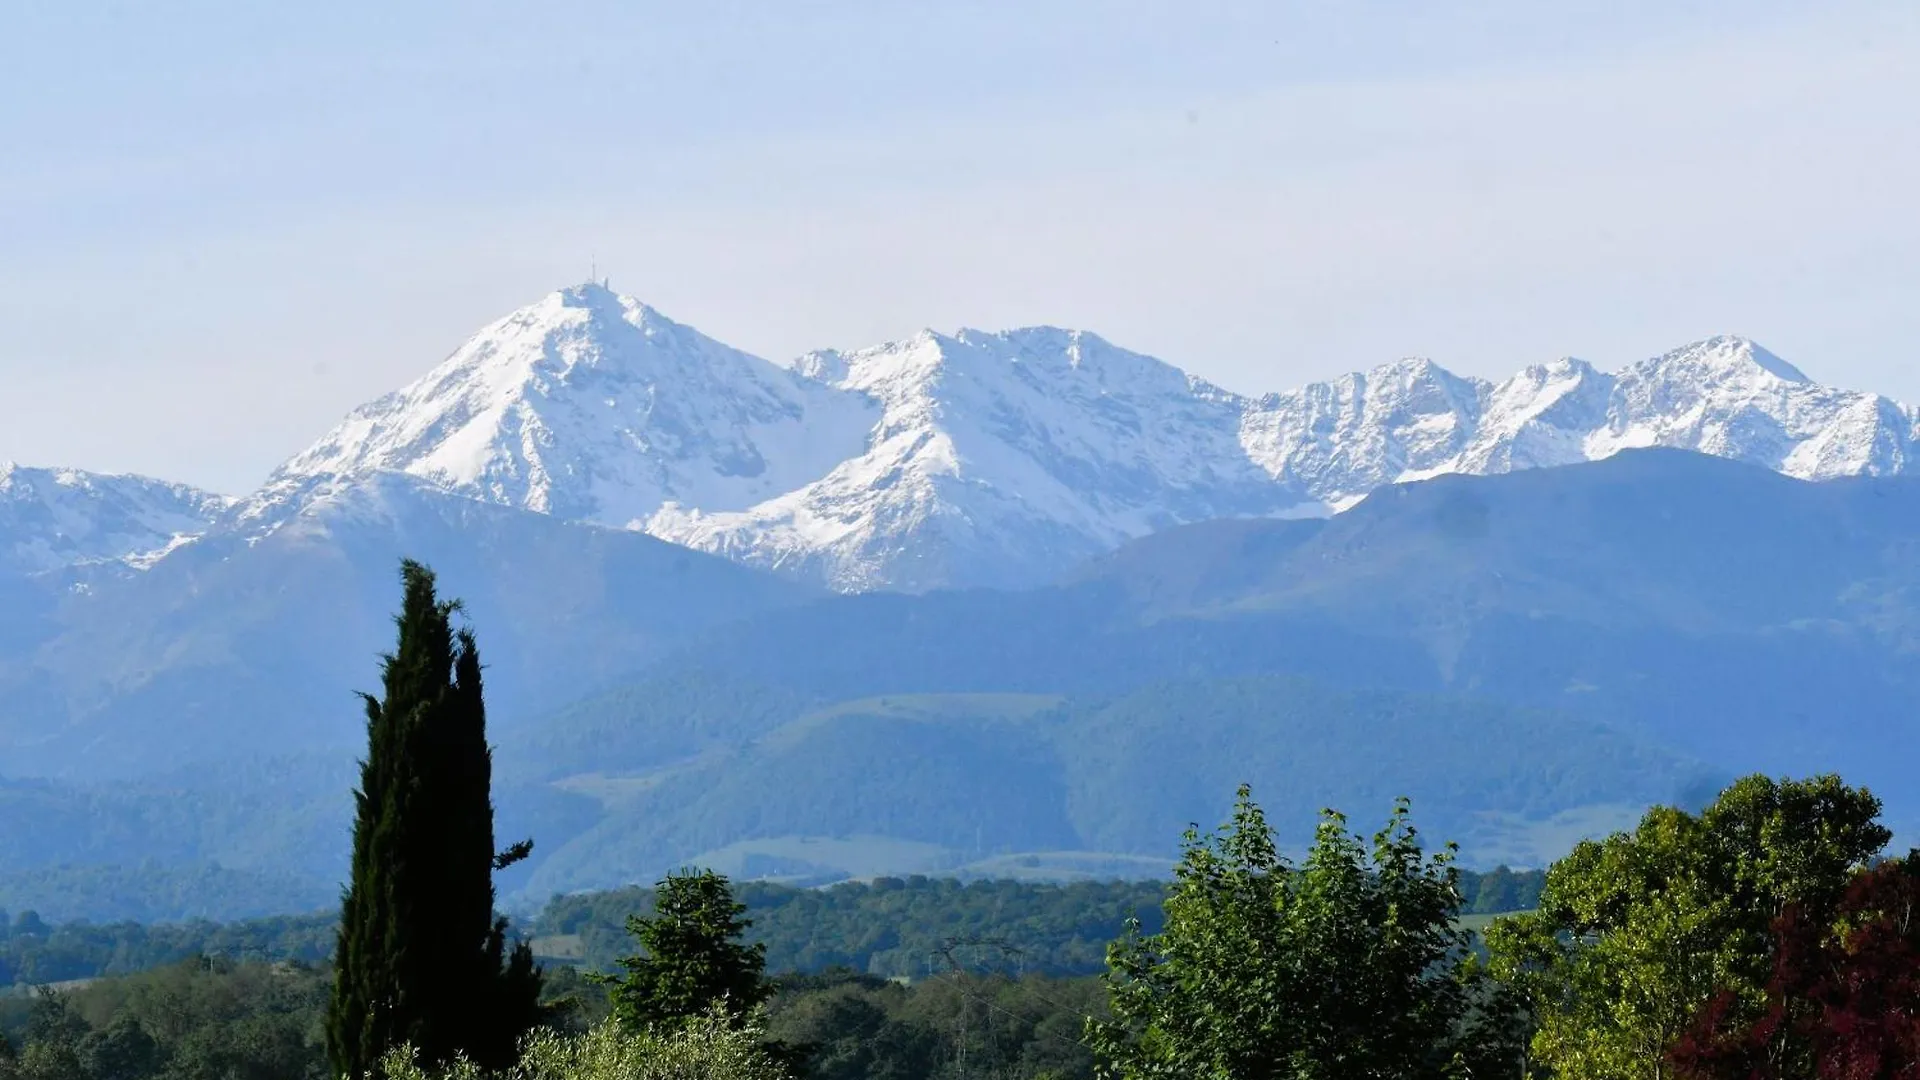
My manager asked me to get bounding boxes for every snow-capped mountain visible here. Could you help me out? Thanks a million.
[252,284,877,529]
[651,327,1306,590]
[1237,357,1492,505]
[1242,336,1919,509]
[254,285,1918,591]
[0,463,231,575]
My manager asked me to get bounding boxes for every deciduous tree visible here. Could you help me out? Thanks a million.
[1488,774,1889,1080]
[1088,786,1472,1080]
[1670,852,1920,1080]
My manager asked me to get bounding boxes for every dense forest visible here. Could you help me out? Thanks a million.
[0,914,336,988]
[529,865,1542,979]
[0,866,1544,991]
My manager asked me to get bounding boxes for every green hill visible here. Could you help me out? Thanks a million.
[510,674,1710,898]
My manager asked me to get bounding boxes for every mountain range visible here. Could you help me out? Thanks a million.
[0,465,231,576]
[2,284,1917,920]
[9,282,1917,592]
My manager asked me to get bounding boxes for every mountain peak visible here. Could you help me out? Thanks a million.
[553,279,644,316]
[1645,335,1810,385]
[1333,357,1488,404]
[1537,355,1599,376]
[260,284,877,529]
[1377,355,1445,375]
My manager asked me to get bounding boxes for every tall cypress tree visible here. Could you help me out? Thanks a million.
[327,560,542,1079]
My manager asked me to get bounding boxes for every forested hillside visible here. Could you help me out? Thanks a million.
[7,452,1919,916]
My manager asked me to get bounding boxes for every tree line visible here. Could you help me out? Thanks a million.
[0,914,336,988]
[6,560,1915,1080]
[0,865,1545,993]
[531,867,1543,981]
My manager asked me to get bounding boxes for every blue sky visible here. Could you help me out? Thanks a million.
[4,1,1917,492]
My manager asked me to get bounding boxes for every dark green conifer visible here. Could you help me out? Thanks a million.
[601,869,770,1034]
[326,560,541,1078]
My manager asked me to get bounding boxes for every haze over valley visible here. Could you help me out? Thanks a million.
[4,284,1916,920]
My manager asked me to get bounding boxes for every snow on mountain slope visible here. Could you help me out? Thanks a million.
[649,328,1308,590]
[1453,358,1614,477]
[1237,358,1493,507]
[1241,336,1919,510]
[0,464,232,575]
[258,283,1919,592]
[1589,336,1916,477]
[254,283,877,529]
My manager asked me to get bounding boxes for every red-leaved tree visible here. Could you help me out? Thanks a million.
[1672,854,1920,1080]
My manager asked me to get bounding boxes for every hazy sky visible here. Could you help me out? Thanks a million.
[4,1,1918,493]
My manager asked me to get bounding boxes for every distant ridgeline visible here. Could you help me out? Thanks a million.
[1,870,1544,989]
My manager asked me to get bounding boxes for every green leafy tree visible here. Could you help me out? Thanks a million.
[375,1009,793,1080]
[600,870,770,1034]
[327,560,543,1078]
[765,980,938,1080]
[76,1016,161,1080]
[6,992,89,1080]
[8,1044,85,1080]
[1088,786,1473,1080]
[1487,774,1890,1080]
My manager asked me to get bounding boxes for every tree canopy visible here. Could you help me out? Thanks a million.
[1088,786,1473,1080]
[1487,774,1891,1080]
